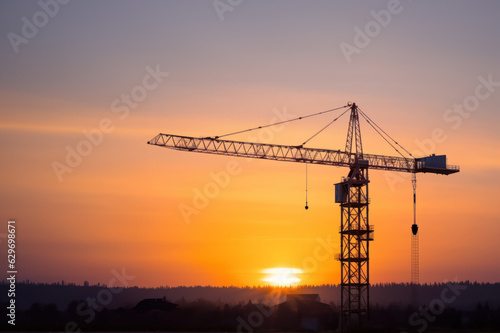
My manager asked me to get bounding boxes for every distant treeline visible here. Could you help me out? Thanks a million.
[1,281,499,312]
[0,289,499,332]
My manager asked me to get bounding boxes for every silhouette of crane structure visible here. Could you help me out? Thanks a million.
[148,102,459,331]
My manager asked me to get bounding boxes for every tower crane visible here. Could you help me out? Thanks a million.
[148,102,459,331]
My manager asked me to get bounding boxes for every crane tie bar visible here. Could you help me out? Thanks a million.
[300,108,350,147]
[358,108,414,159]
[214,105,349,139]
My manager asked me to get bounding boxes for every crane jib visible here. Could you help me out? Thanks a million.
[147,133,459,175]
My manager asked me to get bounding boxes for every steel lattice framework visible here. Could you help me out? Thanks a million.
[336,165,372,329]
[336,105,372,329]
[147,134,459,174]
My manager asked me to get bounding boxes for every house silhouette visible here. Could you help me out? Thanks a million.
[133,297,178,313]
[270,294,334,330]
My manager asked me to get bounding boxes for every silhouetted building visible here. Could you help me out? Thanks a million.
[270,294,334,330]
[133,297,178,313]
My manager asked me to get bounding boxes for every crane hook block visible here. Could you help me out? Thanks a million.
[411,224,418,235]
[305,205,309,210]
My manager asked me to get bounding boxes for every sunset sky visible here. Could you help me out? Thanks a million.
[1,0,499,288]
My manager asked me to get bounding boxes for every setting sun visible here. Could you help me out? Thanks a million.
[262,267,304,286]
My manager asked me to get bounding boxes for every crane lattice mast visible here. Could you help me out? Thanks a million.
[148,103,459,331]
[335,103,371,328]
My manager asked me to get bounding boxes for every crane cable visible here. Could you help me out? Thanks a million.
[212,104,349,211]
[305,163,309,210]
[412,173,417,226]
[300,108,350,147]
[357,108,414,158]
[213,105,349,139]
[411,173,419,309]
[357,109,411,162]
